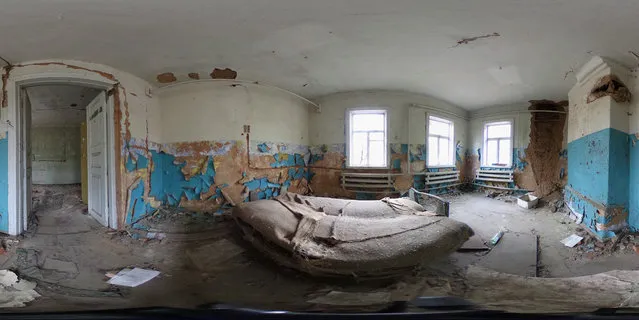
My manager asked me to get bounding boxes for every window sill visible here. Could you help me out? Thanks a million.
[344,166,390,170]
[481,165,513,169]
[426,165,456,169]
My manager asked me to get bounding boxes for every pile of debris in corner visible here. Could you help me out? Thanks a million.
[484,190,516,203]
[111,207,235,243]
[571,227,639,258]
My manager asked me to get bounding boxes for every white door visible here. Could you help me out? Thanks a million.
[21,89,32,222]
[86,91,109,226]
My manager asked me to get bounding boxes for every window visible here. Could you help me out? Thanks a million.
[348,110,387,167]
[427,116,454,167]
[483,121,513,167]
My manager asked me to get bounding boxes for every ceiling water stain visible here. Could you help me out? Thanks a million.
[156,72,177,83]
[210,68,237,80]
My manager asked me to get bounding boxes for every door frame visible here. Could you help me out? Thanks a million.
[7,73,118,235]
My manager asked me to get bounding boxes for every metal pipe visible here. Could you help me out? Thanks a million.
[154,79,321,112]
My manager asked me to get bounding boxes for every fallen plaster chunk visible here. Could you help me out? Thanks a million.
[0,270,40,308]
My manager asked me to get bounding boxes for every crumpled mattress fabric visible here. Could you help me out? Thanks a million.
[233,193,473,278]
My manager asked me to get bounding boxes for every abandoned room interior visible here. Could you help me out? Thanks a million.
[1,0,639,314]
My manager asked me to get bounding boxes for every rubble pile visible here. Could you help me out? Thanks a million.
[573,227,639,258]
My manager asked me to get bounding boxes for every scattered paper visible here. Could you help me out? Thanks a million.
[107,268,160,287]
[561,234,583,247]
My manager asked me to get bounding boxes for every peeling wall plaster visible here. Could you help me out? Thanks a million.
[0,59,160,232]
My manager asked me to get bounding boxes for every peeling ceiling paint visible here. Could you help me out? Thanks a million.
[3,0,639,109]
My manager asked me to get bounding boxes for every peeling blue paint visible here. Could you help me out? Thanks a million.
[567,128,629,238]
[257,143,270,152]
[392,158,402,170]
[513,148,527,171]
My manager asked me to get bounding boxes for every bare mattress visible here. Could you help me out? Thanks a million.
[233,193,473,278]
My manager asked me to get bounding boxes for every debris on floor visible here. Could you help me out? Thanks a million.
[186,239,246,271]
[0,270,40,307]
[458,234,490,251]
[464,265,639,313]
[130,206,232,235]
[307,290,392,306]
[561,234,583,247]
[571,227,639,258]
[489,228,505,245]
[106,268,160,287]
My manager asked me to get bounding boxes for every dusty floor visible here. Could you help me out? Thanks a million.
[1,187,638,313]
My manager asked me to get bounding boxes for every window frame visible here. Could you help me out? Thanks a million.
[346,109,388,168]
[426,115,455,168]
[482,119,514,168]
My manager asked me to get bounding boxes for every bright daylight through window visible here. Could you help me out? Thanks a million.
[348,110,387,167]
[483,121,512,167]
[427,116,454,167]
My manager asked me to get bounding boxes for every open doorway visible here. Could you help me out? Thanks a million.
[22,84,112,230]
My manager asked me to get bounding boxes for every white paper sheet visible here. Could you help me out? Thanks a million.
[107,268,160,287]
[561,234,584,247]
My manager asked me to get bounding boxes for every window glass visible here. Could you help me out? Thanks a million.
[427,116,454,166]
[348,111,387,167]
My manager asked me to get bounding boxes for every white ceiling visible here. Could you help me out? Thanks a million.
[2,0,639,110]
[27,85,100,126]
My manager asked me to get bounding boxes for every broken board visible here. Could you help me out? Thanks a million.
[458,234,490,251]
[475,232,538,277]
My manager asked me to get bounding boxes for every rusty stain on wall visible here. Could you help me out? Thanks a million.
[188,73,200,80]
[210,68,238,80]
[156,72,177,83]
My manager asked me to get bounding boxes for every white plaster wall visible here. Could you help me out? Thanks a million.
[469,104,532,154]
[3,60,160,144]
[309,90,468,147]
[626,74,639,134]
[31,126,81,184]
[159,82,310,145]
[568,56,634,142]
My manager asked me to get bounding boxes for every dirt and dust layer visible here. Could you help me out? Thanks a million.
[1,186,638,313]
